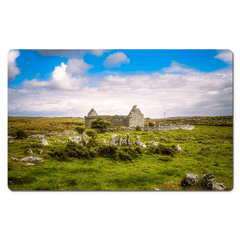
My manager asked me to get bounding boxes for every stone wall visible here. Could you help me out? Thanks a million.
[84,105,144,128]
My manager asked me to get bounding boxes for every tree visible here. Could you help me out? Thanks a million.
[91,118,111,132]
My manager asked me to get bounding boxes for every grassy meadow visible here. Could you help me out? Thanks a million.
[8,117,233,191]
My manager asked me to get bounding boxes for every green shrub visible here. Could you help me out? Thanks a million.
[91,118,111,132]
[148,144,176,157]
[148,122,155,127]
[74,126,85,134]
[86,129,97,138]
[135,125,142,131]
[16,129,28,139]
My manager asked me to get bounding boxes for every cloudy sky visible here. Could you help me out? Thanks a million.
[8,49,233,118]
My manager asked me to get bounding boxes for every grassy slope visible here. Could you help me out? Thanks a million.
[8,125,233,191]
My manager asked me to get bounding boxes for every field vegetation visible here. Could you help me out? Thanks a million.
[8,116,233,191]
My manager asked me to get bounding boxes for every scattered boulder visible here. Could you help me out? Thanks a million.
[201,172,225,190]
[190,137,196,140]
[126,133,131,145]
[153,187,160,191]
[41,138,49,146]
[181,173,199,187]
[175,144,182,152]
[8,140,13,144]
[82,132,88,146]
[109,134,118,146]
[27,149,33,153]
[11,157,18,161]
[161,136,167,141]
[135,135,147,148]
[38,150,43,155]
[20,156,43,163]
[201,147,212,151]
[68,136,73,143]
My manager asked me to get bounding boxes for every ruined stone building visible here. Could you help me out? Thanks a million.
[84,105,144,128]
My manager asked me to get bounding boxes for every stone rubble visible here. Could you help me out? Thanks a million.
[201,172,225,190]
[181,173,199,187]
[146,141,159,147]
[13,156,43,163]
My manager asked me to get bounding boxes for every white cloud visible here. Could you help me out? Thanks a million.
[103,51,130,68]
[10,61,233,117]
[8,50,20,81]
[66,58,92,75]
[89,50,107,57]
[23,62,89,91]
[162,61,195,74]
[214,50,233,63]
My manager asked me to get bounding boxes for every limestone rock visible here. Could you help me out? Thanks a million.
[73,136,82,144]
[41,138,49,146]
[175,144,182,152]
[126,133,131,145]
[190,137,196,140]
[28,149,33,153]
[118,135,122,146]
[11,157,18,161]
[38,150,43,155]
[68,136,73,143]
[153,187,160,191]
[181,173,199,187]
[101,138,108,145]
[82,132,88,146]
[135,135,147,147]
[26,163,35,166]
[211,182,225,191]
[20,156,43,163]
[202,172,216,188]
[110,134,118,146]
[146,141,159,147]
[201,172,225,191]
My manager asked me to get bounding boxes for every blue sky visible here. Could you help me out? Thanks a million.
[8,49,233,117]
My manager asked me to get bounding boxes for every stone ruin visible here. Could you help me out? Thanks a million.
[84,105,144,128]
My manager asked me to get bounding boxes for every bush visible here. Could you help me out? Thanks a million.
[91,118,111,132]
[148,144,176,157]
[148,122,155,127]
[16,129,28,139]
[86,129,97,138]
[135,125,142,131]
[74,126,85,134]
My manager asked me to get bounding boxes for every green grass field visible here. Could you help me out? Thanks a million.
[8,117,233,191]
